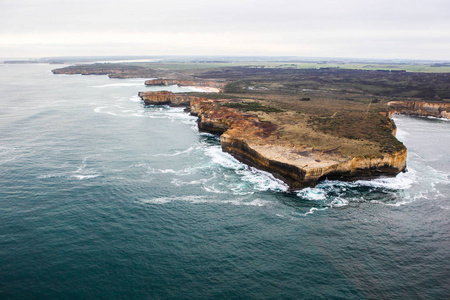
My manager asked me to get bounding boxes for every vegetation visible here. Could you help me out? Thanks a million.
[197,67,450,100]
[220,101,284,113]
[308,111,404,153]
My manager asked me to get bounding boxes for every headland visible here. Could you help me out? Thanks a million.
[52,60,450,189]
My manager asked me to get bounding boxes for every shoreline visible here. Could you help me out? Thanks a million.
[139,91,407,190]
[49,64,414,190]
[387,101,450,120]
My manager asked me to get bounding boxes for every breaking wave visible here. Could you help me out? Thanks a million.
[70,156,101,180]
[92,82,145,88]
[204,146,288,192]
[137,196,271,207]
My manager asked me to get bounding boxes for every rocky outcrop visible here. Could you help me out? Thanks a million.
[387,101,450,119]
[138,91,203,107]
[145,79,225,92]
[221,134,407,189]
[143,94,407,189]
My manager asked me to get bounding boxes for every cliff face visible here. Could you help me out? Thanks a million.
[138,91,202,107]
[139,92,407,189]
[145,79,225,92]
[387,101,450,119]
[190,97,406,189]
[221,134,407,189]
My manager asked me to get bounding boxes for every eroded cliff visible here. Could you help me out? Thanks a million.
[145,79,225,92]
[141,92,407,189]
[138,91,203,106]
[387,101,450,119]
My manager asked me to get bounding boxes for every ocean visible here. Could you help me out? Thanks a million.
[0,63,449,299]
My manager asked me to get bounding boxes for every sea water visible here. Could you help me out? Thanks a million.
[0,63,449,299]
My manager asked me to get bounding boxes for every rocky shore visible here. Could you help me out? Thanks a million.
[387,101,450,119]
[139,91,407,189]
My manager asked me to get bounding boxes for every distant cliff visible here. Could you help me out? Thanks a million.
[140,91,407,189]
[145,79,225,92]
[387,101,450,119]
[52,64,155,78]
[138,91,206,107]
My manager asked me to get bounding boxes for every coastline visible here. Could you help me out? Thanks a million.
[387,101,450,120]
[139,91,407,190]
[50,64,413,190]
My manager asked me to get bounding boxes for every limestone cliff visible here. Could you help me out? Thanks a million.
[138,91,202,107]
[141,93,407,189]
[387,101,450,119]
[145,79,225,92]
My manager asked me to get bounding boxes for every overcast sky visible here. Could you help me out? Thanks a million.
[1,0,449,60]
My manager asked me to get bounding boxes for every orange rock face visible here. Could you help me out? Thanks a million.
[138,91,202,106]
[190,98,407,189]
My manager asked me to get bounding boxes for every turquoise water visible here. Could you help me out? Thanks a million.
[0,63,449,299]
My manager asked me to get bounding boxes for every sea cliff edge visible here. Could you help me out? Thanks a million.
[139,91,407,190]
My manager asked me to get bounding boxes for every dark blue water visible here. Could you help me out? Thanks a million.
[1,63,449,299]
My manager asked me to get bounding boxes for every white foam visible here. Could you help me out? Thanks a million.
[394,127,409,141]
[311,168,416,192]
[91,82,145,88]
[137,196,269,207]
[71,156,101,180]
[204,146,288,192]
[202,184,229,194]
[304,207,329,215]
[354,170,415,190]
[129,95,142,102]
[293,171,418,208]
[94,106,105,113]
[71,174,100,180]
[242,167,288,192]
[151,146,198,157]
[204,146,245,170]
[199,132,219,138]
[147,163,209,176]
[236,198,269,206]
[228,183,255,196]
[330,197,349,207]
[171,177,214,187]
[420,115,450,122]
[38,173,64,179]
[93,104,196,120]
[297,187,327,201]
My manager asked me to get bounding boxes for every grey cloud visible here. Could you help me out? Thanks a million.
[0,0,449,59]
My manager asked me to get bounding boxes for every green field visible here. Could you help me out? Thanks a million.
[127,61,450,73]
